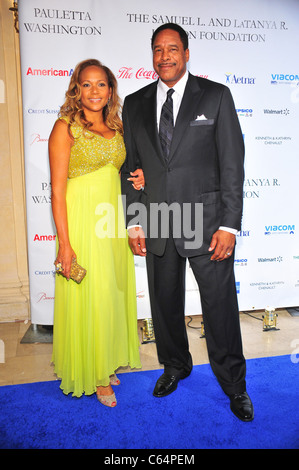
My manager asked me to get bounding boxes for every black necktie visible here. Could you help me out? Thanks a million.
[159,88,174,160]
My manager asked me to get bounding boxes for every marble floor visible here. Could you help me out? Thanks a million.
[0,308,299,387]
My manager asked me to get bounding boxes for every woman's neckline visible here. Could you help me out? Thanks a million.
[86,128,117,140]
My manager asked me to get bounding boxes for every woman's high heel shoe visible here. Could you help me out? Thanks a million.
[110,374,120,386]
[96,389,117,408]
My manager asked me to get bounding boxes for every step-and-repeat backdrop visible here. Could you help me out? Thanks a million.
[18,0,299,324]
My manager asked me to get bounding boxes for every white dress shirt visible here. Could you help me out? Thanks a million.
[156,70,189,129]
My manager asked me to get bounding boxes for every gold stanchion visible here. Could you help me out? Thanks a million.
[262,307,279,331]
[141,318,155,344]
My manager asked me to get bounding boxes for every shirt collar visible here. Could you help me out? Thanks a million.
[157,70,189,98]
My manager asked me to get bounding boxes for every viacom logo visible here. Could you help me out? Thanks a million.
[271,73,299,85]
[264,224,295,235]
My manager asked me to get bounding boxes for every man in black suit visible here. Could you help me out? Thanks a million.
[121,23,253,421]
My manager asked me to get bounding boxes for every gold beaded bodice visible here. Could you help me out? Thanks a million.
[59,117,126,178]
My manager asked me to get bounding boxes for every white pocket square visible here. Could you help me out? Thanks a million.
[195,114,208,121]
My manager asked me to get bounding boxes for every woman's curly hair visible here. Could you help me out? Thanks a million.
[59,59,123,135]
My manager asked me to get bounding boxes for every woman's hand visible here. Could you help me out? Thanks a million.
[127,168,145,190]
[55,244,77,280]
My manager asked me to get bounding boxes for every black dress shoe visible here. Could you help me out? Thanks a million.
[153,373,180,397]
[229,391,254,422]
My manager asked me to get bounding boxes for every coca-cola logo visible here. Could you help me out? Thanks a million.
[117,67,159,80]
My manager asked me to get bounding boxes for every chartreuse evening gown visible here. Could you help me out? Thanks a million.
[52,117,141,397]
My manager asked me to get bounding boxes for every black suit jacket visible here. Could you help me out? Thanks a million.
[121,73,244,257]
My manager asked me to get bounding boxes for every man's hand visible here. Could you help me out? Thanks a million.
[128,227,147,256]
[127,169,145,190]
[208,230,236,261]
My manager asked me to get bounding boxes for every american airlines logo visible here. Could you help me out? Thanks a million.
[34,234,56,241]
[26,67,73,77]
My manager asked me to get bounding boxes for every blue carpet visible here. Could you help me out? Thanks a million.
[0,355,298,449]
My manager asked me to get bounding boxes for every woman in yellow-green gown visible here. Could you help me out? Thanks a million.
[49,59,143,406]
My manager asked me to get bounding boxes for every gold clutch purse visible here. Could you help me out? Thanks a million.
[55,259,87,284]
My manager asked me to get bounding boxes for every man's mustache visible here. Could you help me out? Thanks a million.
[158,62,176,67]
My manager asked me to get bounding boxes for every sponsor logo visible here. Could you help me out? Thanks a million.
[225,74,255,85]
[117,67,208,81]
[27,108,59,115]
[117,67,158,80]
[236,108,253,117]
[30,133,49,145]
[234,258,248,266]
[26,67,73,77]
[34,234,56,241]
[264,108,289,116]
[271,74,299,85]
[237,230,251,237]
[36,292,55,303]
[264,225,295,235]
[257,256,283,263]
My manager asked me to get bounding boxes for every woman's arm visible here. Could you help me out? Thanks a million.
[49,119,76,279]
